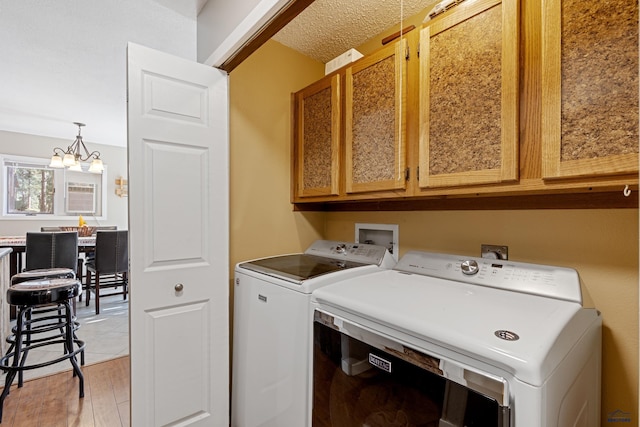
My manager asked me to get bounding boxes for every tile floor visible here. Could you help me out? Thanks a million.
[5,294,129,382]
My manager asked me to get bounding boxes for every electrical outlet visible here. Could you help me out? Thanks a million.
[481,244,508,260]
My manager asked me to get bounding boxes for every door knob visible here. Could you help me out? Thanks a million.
[175,283,184,292]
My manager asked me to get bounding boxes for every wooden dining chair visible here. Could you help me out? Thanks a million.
[26,231,79,275]
[82,225,117,259]
[78,226,118,274]
[84,230,128,315]
[40,227,89,280]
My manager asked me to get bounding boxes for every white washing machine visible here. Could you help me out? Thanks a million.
[311,251,602,426]
[231,240,395,427]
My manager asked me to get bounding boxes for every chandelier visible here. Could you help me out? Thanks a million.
[49,122,104,173]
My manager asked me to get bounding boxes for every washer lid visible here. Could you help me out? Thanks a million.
[312,269,601,386]
[239,254,367,283]
[238,240,394,284]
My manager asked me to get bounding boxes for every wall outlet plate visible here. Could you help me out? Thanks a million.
[481,244,508,260]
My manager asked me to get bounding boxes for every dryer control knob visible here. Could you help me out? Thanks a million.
[461,260,479,275]
[336,244,347,254]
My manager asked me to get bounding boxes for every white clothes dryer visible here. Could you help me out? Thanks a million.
[231,240,395,427]
[311,251,602,426]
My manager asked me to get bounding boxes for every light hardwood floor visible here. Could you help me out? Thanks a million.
[1,356,129,426]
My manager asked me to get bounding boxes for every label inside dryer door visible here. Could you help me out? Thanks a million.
[369,353,392,373]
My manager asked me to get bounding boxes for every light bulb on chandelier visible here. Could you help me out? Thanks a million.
[49,122,104,173]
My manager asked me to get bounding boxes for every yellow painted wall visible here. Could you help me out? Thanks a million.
[229,39,639,424]
[229,40,326,270]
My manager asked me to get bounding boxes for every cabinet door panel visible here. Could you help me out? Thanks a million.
[541,0,639,179]
[345,40,407,194]
[295,75,341,198]
[419,0,519,188]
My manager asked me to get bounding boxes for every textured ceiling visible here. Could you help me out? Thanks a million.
[272,0,434,63]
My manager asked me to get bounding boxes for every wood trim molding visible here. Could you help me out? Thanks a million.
[293,190,639,211]
[219,0,315,73]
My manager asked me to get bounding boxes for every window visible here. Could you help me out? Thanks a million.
[1,155,107,219]
[6,162,54,214]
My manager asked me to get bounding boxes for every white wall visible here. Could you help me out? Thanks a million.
[0,130,128,236]
[0,0,197,148]
[197,0,259,62]
[197,0,292,66]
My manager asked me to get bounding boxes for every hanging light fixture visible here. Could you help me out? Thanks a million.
[49,122,104,173]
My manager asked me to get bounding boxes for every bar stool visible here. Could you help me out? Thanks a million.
[10,268,84,375]
[11,268,75,284]
[11,267,77,312]
[0,278,85,422]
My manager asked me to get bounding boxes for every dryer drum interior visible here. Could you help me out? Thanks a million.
[312,315,510,427]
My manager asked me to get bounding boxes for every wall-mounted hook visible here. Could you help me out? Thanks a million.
[623,185,631,197]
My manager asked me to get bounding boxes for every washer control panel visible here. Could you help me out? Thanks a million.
[304,240,393,266]
[395,251,582,303]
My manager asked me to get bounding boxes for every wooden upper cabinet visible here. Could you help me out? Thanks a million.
[293,74,341,199]
[418,0,519,188]
[541,0,639,179]
[345,39,408,194]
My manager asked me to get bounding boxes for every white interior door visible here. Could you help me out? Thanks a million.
[127,42,229,426]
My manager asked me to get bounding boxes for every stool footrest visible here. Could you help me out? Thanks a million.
[0,339,85,371]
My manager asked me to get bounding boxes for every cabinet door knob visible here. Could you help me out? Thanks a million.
[175,283,184,292]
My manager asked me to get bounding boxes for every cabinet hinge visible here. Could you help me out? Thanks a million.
[405,168,410,181]
[417,166,420,180]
